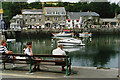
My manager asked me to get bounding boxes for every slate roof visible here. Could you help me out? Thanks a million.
[67,12,100,19]
[22,9,43,14]
[44,7,66,15]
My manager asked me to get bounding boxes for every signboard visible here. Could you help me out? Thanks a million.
[0,9,3,13]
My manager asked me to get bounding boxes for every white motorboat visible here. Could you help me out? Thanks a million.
[63,46,85,52]
[79,32,92,37]
[57,38,85,46]
[52,29,74,37]
[52,36,72,40]
[7,39,16,43]
[52,32,73,37]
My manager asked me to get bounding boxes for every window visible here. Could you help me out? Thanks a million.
[34,14,36,17]
[25,19,27,22]
[39,19,41,22]
[62,12,65,14]
[53,17,58,20]
[76,19,79,22]
[25,15,28,18]
[68,19,70,22]
[53,12,55,14]
[34,19,36,22]
[56,11,59,14]
[47,17,50,20]
[47,12,51,14]
[16,21,19,24]
[31,18,35,22]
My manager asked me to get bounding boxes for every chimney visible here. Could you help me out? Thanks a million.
[115,13,117,18]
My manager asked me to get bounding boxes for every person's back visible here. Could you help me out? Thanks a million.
[0,40,16,67]
[0,45,8,54]
[0,40,13,54]
[52,44,66,71]
[52,47,66,55]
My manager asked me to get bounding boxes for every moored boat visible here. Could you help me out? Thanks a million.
[7,39,16,43]
[52,29,74,37]
[57,38,85,46]
[79,32,92,37]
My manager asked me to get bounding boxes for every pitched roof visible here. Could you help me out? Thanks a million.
[117,14,120,18]
[13,14,23,19]
[22,9,43,14]
[67,12,100,19]
[44,7,66,15]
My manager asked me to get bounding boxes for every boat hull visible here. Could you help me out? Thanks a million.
[79,33,92,37]
[53,34,72,37]
[58,42,85,46]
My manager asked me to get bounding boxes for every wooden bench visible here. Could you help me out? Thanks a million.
[2,53,71,76]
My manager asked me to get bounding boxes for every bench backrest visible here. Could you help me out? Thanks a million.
[2,53,69,58]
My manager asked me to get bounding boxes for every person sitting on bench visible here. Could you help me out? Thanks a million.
[0,40,16,67]
[52,44,66,71]
[0,40,13,54]
[25,42,40,71]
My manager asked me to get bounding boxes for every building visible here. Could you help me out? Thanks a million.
[66,12,100,28]
[118,1,120,7]
[10,14,24,30]
[22,9,45,29]
[100,18,119,27]
[117,14,120,27]
[43,7,66,28]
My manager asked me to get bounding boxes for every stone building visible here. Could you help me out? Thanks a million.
[100,18,119,27]
[22,9,45,29]
[43,7,66,28]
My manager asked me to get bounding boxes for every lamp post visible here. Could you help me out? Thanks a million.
[0,1,3,29]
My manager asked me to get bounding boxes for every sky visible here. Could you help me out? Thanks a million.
[27,0,120,4]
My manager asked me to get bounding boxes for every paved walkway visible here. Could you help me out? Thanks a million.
[0,64,118,78]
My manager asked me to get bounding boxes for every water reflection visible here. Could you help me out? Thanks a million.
[7,35,120,68]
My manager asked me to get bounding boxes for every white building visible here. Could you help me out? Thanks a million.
[22,9,45,29]
[117,14,120,27]
[10,14,23,30]
[66,12,100,29]
[100,18,119,27]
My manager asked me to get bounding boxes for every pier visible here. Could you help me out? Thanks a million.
[0,64,118,78]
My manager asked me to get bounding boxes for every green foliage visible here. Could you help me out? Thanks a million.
[97,66,110,69]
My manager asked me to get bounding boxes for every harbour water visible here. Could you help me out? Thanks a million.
[6,34,120,68]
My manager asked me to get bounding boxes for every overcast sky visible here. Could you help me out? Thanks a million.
[28,0,120,3]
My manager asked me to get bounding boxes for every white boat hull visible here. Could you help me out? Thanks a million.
[79,33,92,37]
[58,42,85,46]
[7,39,16,43]
[57,38,85,46]
[53,34,72,37]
